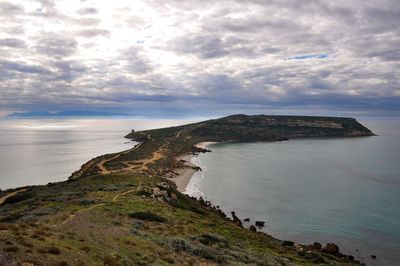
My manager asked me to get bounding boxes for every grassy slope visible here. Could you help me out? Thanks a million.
[0,115,372,265]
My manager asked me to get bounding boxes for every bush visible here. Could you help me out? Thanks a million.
[47,246,61,255]
[3,246,18,252]
[198,233,227,247]
[282,240,294,247]
[303,252,325,263]
[104,255,120,266]
[128,212,166,223]
[1,192,33,205]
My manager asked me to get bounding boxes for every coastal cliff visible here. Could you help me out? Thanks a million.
[0,115,372,265]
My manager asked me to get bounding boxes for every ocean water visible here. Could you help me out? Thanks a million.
[186,120,400,265]
[0,118,195,189]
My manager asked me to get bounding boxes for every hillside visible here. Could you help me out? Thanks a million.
[0,115,373,265]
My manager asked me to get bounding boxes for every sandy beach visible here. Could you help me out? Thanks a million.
[171,142,217,193]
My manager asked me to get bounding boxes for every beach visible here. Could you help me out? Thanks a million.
[171,142,217,193]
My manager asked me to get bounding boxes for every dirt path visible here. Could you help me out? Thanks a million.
[59,182,142,226]
[96,129,183,174]
[59,203,105,225]
[97,143,142,174]
[0,189,27,205]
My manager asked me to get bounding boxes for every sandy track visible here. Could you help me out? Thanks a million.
[59,182,142,226]
[0,189,27,205]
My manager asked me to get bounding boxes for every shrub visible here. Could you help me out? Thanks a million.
[104,255,120,266]
[197,233,227,247]
[3,246,18,252]
[128,212,166,223]
[303,252,325,263]
[47,246,61,255]
[1,192,33,205]
[282,240,294,247]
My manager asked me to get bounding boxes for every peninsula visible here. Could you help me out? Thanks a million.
[0,115,373,265]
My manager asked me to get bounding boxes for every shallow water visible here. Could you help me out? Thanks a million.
[186,120,400,265]
[0,118,195,189]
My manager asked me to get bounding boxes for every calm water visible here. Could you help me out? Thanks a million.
[186,120,400,265]
[0,118,195,189]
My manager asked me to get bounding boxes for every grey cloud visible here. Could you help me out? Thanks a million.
[50,60,88,82]
[0,60,52,75]
[0,2,24,14]
[119,47,153,74]
[77,7,98,15]
[33,34,77,58]
[168,34,260,59]
[77,29,110,38]
[0,38,26,48]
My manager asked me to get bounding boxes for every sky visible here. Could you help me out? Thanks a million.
[0,0,399,118]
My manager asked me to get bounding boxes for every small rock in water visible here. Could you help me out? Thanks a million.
[371,255,377,259]
[244,218,250,222]
[255,221,265,227]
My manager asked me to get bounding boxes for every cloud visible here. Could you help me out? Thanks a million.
[0,38,26,48]
[290,54,329,60]
[77,29,110,38]
[33,34,78,58]
[0,0,399,117]
[77,7,98,15]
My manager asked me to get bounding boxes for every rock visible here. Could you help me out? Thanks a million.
[244,218,250,222]
[255,221,265,227]
[322,243,340,255]
[310,242,322,250]
[249,225,257,232]
[231,211,243,227]
[170,192,177,201]
[371,255,377,259]
[282,240,294,247]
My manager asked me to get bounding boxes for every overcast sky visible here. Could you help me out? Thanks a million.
[0,0,399,117]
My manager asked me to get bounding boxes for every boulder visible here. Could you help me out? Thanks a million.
[310,242,322,250]
[244,218,250,222]
[322,243,339,255]
[231,211,243,227]
[255,221,265,227]
[249,225,257,232]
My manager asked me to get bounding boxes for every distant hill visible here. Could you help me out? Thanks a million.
[126,114,374,142]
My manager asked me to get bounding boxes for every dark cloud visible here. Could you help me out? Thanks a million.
[0,60,51,75]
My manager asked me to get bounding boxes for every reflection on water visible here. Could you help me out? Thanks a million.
[0,118,197,189]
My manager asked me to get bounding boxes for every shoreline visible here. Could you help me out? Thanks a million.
[171,141,217,193]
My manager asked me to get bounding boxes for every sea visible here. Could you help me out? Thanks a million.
[0,117,399,265]
[0,118,195,189]
[186,119,400,265]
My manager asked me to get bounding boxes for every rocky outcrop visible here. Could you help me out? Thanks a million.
[322,243,340,255]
